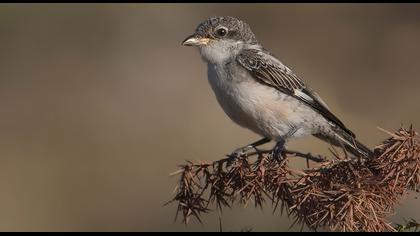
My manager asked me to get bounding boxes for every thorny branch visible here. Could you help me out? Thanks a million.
[166,126,420,232]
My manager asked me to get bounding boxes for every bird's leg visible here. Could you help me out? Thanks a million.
[272,139,286,161]
[229,137,271,159]
[272,126,298,160]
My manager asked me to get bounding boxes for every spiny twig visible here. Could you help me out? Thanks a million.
[167,125,420,232]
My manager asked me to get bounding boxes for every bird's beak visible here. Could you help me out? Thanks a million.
[182,34,211,46]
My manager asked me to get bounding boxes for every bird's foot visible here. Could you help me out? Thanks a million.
[226,138,271,163]
[228,145,254,160]
[272,140,286,161]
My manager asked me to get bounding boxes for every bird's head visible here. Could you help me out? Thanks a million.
[182,16,258,64]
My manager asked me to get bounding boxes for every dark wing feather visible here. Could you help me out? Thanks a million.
[237,48,355,138]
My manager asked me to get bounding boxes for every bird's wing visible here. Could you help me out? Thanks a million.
[237,48,355,138]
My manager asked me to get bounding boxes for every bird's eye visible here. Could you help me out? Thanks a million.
[215,27,228,37]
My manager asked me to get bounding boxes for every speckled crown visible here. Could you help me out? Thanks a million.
[194,16,258,44]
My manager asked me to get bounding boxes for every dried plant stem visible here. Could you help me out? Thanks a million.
[167,125,420,232]
[283,150,326,163]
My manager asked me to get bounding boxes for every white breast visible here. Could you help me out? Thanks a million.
[206,63,320,141]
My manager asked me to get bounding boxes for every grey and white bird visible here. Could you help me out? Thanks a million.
[182,16,372,159]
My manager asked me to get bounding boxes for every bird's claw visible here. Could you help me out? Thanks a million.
[272,140,285,161]
[229,147,249,158]
[227,145,255,163]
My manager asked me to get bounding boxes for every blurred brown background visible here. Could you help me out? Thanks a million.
[0,3,419,232]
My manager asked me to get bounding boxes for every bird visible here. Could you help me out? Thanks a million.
[181,16,372,159]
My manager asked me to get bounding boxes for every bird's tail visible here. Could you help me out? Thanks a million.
[314,128,373,159]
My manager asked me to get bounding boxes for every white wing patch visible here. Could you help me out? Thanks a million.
[294,89,313,103]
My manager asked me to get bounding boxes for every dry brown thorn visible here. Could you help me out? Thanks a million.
[167,125,420,231]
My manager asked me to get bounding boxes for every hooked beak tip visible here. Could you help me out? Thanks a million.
[182,35,198,46]
[182,35,209,46]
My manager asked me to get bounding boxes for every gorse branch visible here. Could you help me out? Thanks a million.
[166,126,420,232]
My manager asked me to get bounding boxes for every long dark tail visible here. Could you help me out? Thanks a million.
[314,128,373,159]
